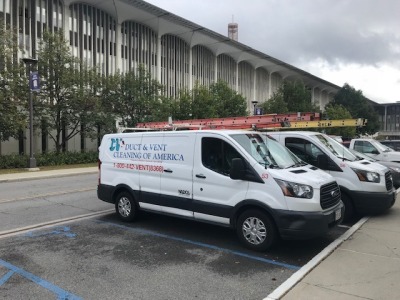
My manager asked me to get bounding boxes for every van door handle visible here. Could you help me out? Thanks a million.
[164,169,173,173]
[196,174,206,179]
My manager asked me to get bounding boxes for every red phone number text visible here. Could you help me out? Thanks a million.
[114,163,164,172]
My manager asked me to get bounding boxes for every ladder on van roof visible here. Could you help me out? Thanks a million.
[120,112,367,132]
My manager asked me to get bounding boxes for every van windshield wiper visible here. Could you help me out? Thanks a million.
[337,156,351,161]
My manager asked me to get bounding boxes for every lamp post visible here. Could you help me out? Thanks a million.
[22,57,38,169]
[251,100,259,116]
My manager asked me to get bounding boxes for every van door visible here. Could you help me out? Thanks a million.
[159,133,196,217]
[192,133,249,225]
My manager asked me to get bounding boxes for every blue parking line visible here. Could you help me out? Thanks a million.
[0,270,14,286]
[0,259,82,300]
[96,220,300,271]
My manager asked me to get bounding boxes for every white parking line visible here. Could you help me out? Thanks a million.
[0,209,113,239]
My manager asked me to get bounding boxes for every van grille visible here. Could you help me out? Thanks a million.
[385,171,393,191]
[320,182,341,209]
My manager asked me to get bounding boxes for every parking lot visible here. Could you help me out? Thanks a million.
[0,210,349,300]
[0,173,352,299]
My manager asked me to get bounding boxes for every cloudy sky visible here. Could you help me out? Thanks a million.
[146,0,400,104]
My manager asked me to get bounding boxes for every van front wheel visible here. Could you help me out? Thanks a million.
[115,192,137,222]
[236,210,277,251]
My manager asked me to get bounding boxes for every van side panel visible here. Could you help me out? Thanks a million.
[138,134,164,205]
[99,134,142,199]
[158,133,196,217]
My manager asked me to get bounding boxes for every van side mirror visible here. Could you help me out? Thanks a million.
[371,149,379,155]
[230,158,245,180]
[316,154,329,170]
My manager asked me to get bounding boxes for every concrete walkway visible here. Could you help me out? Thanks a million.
[267,193,400,300]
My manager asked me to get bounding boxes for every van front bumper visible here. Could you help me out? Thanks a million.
[273,201,344,240]
[349,189,396,215]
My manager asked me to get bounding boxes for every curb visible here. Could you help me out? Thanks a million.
[0,170,97,183]
[264,216,369,300]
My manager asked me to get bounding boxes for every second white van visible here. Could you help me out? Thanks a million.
[269,131,396,220]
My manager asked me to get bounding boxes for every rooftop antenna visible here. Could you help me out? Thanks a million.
[228,15,238,41]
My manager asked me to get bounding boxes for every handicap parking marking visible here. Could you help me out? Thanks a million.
[96,220,301,271]
[0,259,82,300]
[23,226,77,239]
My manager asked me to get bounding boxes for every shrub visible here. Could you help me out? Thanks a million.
[0,151,98,169]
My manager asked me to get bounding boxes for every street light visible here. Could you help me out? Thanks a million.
[22,57,38,169]
[251,100,259,116]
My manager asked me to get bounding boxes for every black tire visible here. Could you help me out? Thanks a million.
[115,191,137,222]
[342,193,354,222]
[236,209,277,251]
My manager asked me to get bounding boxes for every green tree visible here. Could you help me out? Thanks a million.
[333,83,379,135]
[323,103,356,137]
[191,83,216,119]
[0,22,26,141]
[104,65,163,127]
[261,80,318,114]
[210,80,248,117]
[260,92,288,114]
[35,31,103,153]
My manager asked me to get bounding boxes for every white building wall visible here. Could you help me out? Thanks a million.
[0,0,339,156]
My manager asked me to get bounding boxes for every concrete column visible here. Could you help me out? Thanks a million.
[235,62,239,92]
[189,46,193,90]
[253,68,257,102]
[115,23,122,72]
[268,71,273,99]
[214,55,218,82]
[157,35,162,83]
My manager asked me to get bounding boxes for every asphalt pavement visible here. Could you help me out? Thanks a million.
[1,167,399,300]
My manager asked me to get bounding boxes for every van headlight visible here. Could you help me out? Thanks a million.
[351,168,380,183]
[275,179,313,199]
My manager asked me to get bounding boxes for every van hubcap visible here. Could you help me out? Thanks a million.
[118,197,131,217]
[242,217,267,245]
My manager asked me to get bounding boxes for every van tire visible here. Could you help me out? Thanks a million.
[342,193,354,222]
[115,191,137,222]
[236,209,277,251]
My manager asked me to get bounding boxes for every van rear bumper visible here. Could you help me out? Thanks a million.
[274,201,344,240]
[349,189,396,215]
[97,184,115,203]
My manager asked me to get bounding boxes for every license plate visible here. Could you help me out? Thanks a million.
[335,208,342,221]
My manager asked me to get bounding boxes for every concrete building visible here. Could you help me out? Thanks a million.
[372,102,400,139]
[1,0,341,155]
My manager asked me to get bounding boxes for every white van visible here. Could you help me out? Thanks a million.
[269,131,396,220]
[349,138,400,163]
[98,130,344,251]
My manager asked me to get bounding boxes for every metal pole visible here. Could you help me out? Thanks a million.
[23,57,38,169]
[28,66,36,168]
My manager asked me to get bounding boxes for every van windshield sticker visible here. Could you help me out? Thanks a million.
[109,138,184,162]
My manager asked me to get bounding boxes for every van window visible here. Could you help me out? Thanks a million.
[202,137,241,176]
[354,141,377,154]
[285,137,324,166]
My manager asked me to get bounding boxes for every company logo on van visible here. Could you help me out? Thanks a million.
[108,138,184,161]
[110,138,124,151]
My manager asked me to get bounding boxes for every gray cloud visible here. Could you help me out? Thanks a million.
[147,0,400,67]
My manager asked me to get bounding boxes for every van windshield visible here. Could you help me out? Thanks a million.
[312,134,357,161]
[230,133,304,169]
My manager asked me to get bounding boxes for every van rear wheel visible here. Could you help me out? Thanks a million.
[236,209,277,251]
[115,191,137,222]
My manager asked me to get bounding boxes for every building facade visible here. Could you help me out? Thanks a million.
[0,0,340,155]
